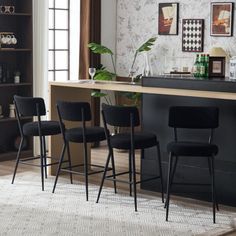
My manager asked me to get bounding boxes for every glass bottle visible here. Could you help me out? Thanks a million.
[199,54,205,78]
[193,54,200,77]
[204,54,209,78]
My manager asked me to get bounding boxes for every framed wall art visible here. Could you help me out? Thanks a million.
[182,19,204,52]
[211,2,234,37]
[158,3,179,35]
[209,56,225,78]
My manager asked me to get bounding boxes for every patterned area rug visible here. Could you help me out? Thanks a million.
[0,172,235,236]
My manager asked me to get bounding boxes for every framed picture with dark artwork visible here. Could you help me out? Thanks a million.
[182,19,204,52]
[158,3,179,35]
[211,2,234,37]
[209,57,225,78]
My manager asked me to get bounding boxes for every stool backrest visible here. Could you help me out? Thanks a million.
[102,103,140,127]
[57,101,91,122]
[14,95,46,117]
[169,106,219,129]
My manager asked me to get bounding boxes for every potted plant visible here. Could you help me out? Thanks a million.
[88,37,157,105]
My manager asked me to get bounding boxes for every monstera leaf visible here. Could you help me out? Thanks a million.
[129,37,157,76]
[136,37,157,52]
[88,43,113,55]
[94,69,116,81]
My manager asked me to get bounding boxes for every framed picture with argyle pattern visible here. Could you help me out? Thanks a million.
[182,19,204,52]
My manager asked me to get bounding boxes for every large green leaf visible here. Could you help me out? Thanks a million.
[94,69,115,81]
[136,37,157,53]
[88,43,113,55]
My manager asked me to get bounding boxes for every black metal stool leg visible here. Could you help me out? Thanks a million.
[110,149,117,193]
[210,156,216,224]
[11,137,24,184]
[66,142,73,184]
[164,155,177,208]
[156,143,164,203]
[83,141,89,201]
[166,153,173,221]
[52,143,66,193]
[43,136,47,179]
[129,150,132,196]
[131,149,137,212]
[96,152,112,203]
[208,156,219,211]
[39,135,45,191]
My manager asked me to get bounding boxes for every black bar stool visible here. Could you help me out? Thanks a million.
[96,103,164,211]
[165,106,219,223]
[52,101,116,201]
[12,95,63,191]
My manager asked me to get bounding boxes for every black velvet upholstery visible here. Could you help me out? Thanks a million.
[169,106,219,129]
[102,103,140,127]
[14,95,46,117]
[65,127,105,143]
[23,121,61,136]
[57,101,91,121]
[167,141,218,156]
[110,132,157,150]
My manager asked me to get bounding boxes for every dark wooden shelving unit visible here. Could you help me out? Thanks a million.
[0,0,33,161]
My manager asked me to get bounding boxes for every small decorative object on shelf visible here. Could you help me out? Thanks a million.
[9,104,15,118]
[0,5,15,14]
[0,105,3,119]
[229,56,236,80]
[14,71,20,83]
[209,57,225,78]
[0,32,17,49]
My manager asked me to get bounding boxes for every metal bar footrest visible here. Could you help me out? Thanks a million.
[136,175,161,185]
[105,176,132,184]
[60,163,112,176]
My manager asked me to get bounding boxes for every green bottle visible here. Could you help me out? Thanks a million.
[199,54,205,78]
[204,54,209,78]
[193,54,200,77]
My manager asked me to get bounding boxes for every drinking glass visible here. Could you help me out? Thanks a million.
[89,67,96,83]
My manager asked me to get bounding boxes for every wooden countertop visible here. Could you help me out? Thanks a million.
[49,80,236,101]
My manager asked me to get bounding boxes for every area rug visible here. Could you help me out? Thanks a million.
[0,172,235,236]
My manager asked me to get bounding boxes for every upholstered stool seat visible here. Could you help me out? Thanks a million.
[110,132,157,150]
[65,127,105,143]
[167,141,218,157]
[23,121,61,136]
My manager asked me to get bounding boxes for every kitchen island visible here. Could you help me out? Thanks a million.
[49,76,236,206]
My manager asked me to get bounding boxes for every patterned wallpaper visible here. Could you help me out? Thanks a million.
[116,0,236,77]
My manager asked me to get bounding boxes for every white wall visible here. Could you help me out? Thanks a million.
[101,0,117,72]
[101,0,236,77]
